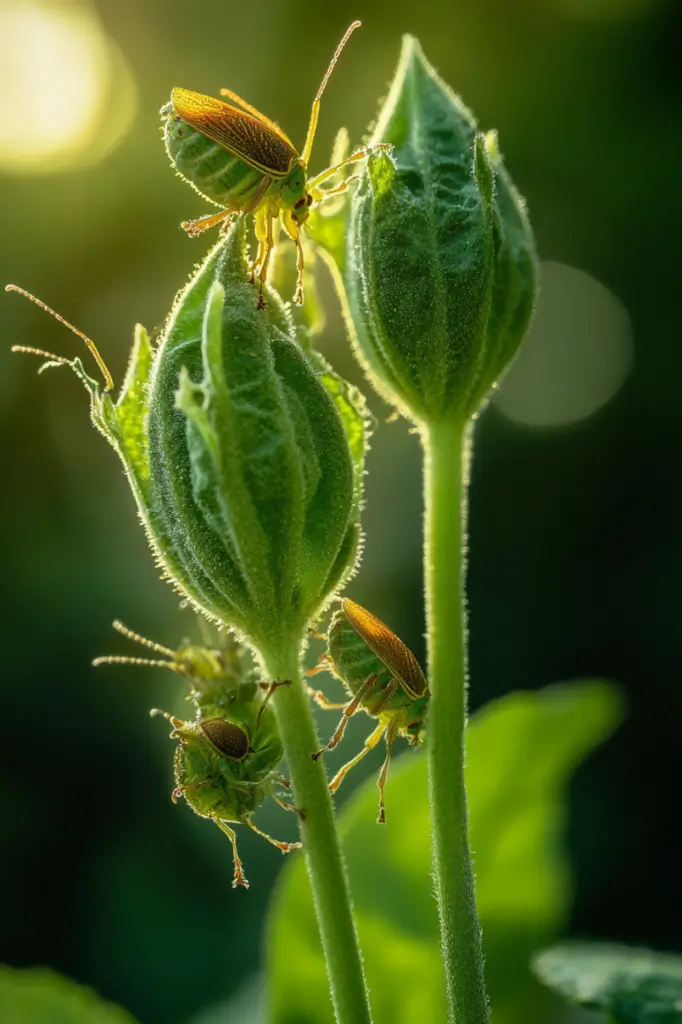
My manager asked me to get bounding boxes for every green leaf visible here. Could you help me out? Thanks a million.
[184,975,264,1024]
[109,322,154,497]
[0,966,140,1024]
[267,681,622,1024]
[532,943,682,1022]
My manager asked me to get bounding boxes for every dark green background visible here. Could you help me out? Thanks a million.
[1,0,680,1021]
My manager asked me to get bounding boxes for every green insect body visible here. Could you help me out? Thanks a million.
[310,598,429,823]
[172,710,281,825]
[94,621,300,888]
[159,21,381,308]
[163,106,307,216]
[328,613,429,737]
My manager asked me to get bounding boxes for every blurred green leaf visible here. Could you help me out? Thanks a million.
[0,966,139,1024]
[532,943,682,1023]
[184,974,264,1024]
[267,681,622,1024]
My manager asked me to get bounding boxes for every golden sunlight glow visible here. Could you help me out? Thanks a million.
[0,0,137,173]
[493,262,634,429]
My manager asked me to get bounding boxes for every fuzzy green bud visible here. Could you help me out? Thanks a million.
[347,36,538,425]
[49,221,367,663]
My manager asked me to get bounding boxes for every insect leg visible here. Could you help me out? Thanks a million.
[215,819,249,888]
[255,678,292,727]
[376,717,400,824]
[245,817,302,854]
[371,679,399,717]
[242,175,271,215]
[307,150,368,190]
[310,177,359,205]
[328,721,386,793]
[305,654,331,677]
[305,684,347,710]
[311,673,377,759]
[250,208,268,285]
[306,624,328,641]
[294,231,305,306]
[257,212,275,309]
[181,209,233,238]
[273,795,306,819]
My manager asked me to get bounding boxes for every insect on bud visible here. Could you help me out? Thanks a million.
[9,220,368,663]
[346,36,538,425]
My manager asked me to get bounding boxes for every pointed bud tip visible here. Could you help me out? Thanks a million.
[348,36,538,424]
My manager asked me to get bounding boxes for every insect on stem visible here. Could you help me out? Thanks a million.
[5,284,114,392]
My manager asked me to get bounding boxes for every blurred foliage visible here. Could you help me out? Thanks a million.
[0,966,139,1024]
[532,944,682,1023]
[1,0,681,1021]
[269,682,622,1024]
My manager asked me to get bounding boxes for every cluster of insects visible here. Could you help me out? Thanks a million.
[160,19,387,307]
[93,599,429,885]
[94,622,299,889]
[7,21,428,886]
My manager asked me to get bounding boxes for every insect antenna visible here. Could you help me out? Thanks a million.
[149,708,184,729]
[9,345,74,370]
[111,620,178,658]
[5,284,114,391]
[93,654,183,670]
[92,620,183,671]
[301,20,361,165]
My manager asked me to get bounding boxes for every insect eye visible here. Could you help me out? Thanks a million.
[306,194,313,207]
[294,198,306,209]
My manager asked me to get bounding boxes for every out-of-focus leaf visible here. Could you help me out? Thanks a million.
[267,681,622,1024]
[532,943,682,1023]
[0,966,139,1024]
[185,974,264,1024]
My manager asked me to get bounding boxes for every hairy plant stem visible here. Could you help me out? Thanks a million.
[266,641,373,1024]
[421,417,490,1024]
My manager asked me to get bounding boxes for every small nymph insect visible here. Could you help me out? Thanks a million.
[309,599,430,824]
[95,621,299,888]
[161,20,382,307]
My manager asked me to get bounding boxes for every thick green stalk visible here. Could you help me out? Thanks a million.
[422,418,490,1024]
[266,641,373,1024]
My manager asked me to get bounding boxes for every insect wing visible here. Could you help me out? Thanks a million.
[342,599,428,699]
[172,88,297,178]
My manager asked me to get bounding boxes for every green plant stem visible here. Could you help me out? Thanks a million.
[422,417,490,1024]
[266,641,373,1024]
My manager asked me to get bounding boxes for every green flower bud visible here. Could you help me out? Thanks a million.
[18,221,367,663]
[347,36,538,425]
[145,227,365,659]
